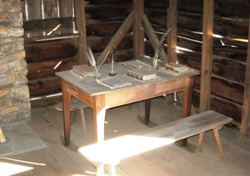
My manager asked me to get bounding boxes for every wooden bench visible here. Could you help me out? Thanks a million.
[78,110,232,176]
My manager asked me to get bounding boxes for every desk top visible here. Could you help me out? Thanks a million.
[56,60,199,96]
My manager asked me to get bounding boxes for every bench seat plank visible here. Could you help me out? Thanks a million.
[79,110,232,167]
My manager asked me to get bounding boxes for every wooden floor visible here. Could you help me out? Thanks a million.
[1,97,250,176]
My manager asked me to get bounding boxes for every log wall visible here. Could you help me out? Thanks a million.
[142,0,248,123]
[24,0,133,106]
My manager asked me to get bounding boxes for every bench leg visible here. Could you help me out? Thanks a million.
[79,109,87,138]
[97,165,105,176]
[213,128,224,161]
[196,132,205,152]
[108,164,116,176]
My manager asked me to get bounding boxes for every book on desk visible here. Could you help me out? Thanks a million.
[72,65,95,77]
[127,68,157,81]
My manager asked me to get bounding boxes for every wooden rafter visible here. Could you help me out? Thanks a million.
[97,12,134,65]
[200,0,214,112]
[167,0,177,63]
[133,0,145,59]
[240,16,250,137]
[74,0,87,64]
[142,15,168,61]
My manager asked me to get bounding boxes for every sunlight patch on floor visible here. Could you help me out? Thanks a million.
[0,162,33,176]
[79,135,176,164]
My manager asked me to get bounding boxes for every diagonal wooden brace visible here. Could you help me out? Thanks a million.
[97,11,135,65]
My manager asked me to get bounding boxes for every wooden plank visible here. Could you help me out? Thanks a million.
[30,93,62,107]
[133,0,145,60]
[142,15,168,61]
[145,7,248,40]
[97,12,134,65]
[27,57,77,80]
[28,77,61,97]
[200,0,214,112]
[88,35,133,53]
[240,17,250,137]
[74,0,88,64]
[79,110,232,166]
[192,89,242,123]
[25,38,78,63]
[167,0,177,63]
[194,76,244,104]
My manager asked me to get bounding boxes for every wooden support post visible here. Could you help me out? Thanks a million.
[0,127,6,143]
[97,12,134,65]
[133,0,145,60]
[200,0,214,112]
[74,0,88,64]
[240,16,250,137]
[142,15,168,61]
[167,0,177,63]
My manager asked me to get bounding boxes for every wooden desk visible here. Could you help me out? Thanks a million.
[56,60,199,146]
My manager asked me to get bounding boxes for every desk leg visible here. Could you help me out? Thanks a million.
[180,77,194,146]
[63,90,72,146]
[93,101,107,143]
[145,100,151,125]
[183,77,194,117]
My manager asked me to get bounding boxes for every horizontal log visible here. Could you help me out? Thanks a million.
[145,0,169,9]
[28,77,61,97]
[94,48,134,63]
[177,52,201,70]
[145,0,249,19]
[25,27,77,40]
[211,77,244,104]
[192,90,242,122]
[177,36,247,62]
[177,37,202,52]
[177,29,248,50]
[27,58,77,80]
[213,59,246,83]
[213,45,247,62]
[193,76,244,104]
[85,3,131,21]
[88,34,133,52]
[145,8,249,39]
[115,48,134,62]
[178,51,246,84]
[88,0,129,4]
[24,17,74,31]
[87,22,122,36]
[25,38,78,63]
[31,93,62,107]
